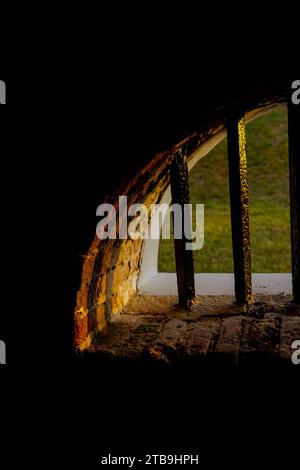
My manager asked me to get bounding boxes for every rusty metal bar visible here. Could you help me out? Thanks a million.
[227,116,253,305]
[170,148,196,308]
[288,102,300,304]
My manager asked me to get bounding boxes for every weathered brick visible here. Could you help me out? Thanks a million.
[214,316,243,361]
[251,319,280,354]
[96,275,106,305]
[74,316,89,348]
[155,319,187,347]
[178,320,220,356]
[239,316,281,366]
[96,303,106,332]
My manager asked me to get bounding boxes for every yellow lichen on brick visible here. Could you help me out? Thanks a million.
[78,333,92,352]
[96,303,106,332]
[75,306,89,320]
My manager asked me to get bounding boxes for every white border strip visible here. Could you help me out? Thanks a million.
[139,273,292,296]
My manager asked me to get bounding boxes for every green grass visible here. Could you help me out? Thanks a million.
[158,107,291,273]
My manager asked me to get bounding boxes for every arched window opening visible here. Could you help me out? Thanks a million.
[158,107,290,275]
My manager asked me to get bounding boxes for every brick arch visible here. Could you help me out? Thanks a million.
[74,90,288,352]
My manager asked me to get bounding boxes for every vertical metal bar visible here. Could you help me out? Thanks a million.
[288,102,300,304]
[170,148,196,308]
[227,116,253,305]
